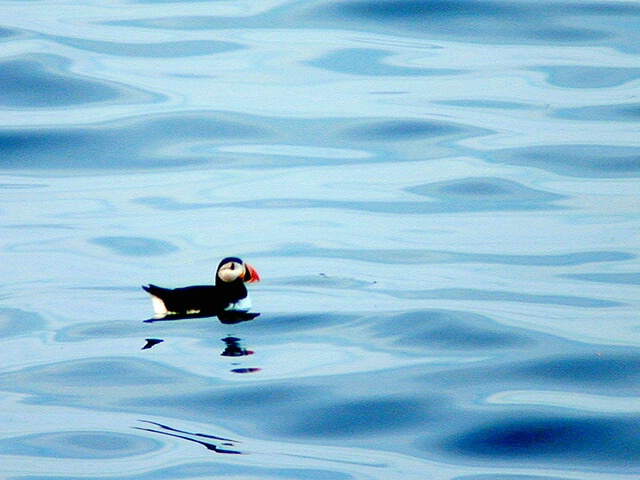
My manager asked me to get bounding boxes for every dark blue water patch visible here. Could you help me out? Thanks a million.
[127,384,329,426]
[406,177,565,210]
[256,244,634,267]
[423,349,640,396]
[487,145,640,177]
[436,414,640,469]
[281,397,437,438]
[345,119,464,141]
[435,99,535,110]
[563,272,640,285]
[339,118,492,151]
[387,288,621,308]
[310,0,628,45]
[574,2,640,15]
[0,112,266,171]
[0,431,161,459]
[6,223,74,230]
[0,129,107,169]
[89,236,180,257]
[0,27,19,39]
[49,36,245,57]
[553,103,640,122]
[371,310,532,352]
[306,48,462,76]
[526,26,607,42]
[455,476,570,480]
[0,55,159,108]
[0,307,46,338]
[540,66,640,88]
[510,353,640,391]
[0,182,48,189]
[134,196,215,210]
[322,0,523,21]
[103,15,277,31]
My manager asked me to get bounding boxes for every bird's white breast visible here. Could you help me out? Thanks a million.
[225,295,252,312]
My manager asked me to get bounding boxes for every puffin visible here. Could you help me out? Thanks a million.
[142,257,260,321]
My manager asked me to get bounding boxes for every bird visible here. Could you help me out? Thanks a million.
[142,257,260,320]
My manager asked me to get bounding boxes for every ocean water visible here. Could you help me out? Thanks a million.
[1,0,639,478]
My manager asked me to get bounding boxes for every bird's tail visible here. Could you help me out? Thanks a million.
[142,284,169,315]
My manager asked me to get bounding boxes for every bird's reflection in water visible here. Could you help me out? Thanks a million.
[134,420,242,454]
[230,367,261,373]
[221,336,261,374]
[221,336,252,356]
[141,313,261,373]
[143,311,260,324]
[141,338,164,350]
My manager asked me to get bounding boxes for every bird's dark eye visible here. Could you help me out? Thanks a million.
[230,263,235,270]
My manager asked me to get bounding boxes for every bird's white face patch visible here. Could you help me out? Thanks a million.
[217,261,245,283]
[225,295,252,312]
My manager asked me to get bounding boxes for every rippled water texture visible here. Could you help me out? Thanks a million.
[1,0,639,479]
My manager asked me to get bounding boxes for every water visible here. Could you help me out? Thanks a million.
[1,0,639,478]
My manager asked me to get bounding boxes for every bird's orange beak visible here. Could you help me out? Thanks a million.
[243,263,260,283]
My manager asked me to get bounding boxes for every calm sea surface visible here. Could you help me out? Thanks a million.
[1,0,640,478]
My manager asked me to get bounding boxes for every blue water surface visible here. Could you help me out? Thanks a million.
[1,0,639,478]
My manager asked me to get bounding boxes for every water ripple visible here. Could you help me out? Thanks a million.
[370,310,532,352]
[257,245,634,266]
[387,288,621,308]
[0,307,46,338]
[306,48,462,76]
[89,236,179,257]
[0,431,161,459]
[553,103,640,122]
[563,272,640,285]
[0,112,266,171]
[540,65,640,88]
[49,37,245,58]
[510,353,640,390]
[282,397,438,438]
[0,55,159,108]
[346,119,466,140]
[489,145,640,177]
